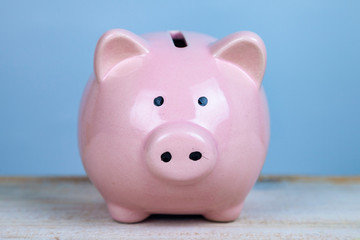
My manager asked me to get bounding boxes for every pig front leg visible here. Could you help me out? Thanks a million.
[107,203,150,223]
[203,202,244,222]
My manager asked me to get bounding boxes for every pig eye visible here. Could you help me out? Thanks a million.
[198,96,208,106]
[154,96,164,106]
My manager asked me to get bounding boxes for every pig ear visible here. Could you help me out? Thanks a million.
[94,29,149,81]
[210,31,266,88]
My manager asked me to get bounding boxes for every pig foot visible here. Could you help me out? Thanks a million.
[203,202,244,222]
[107,203,149,223]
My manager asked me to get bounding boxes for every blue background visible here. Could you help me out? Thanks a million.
[0,0,359,176]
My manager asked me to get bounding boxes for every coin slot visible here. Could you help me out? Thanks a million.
[170,31,187,48]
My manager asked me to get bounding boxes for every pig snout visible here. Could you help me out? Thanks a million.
[145,123,217,183]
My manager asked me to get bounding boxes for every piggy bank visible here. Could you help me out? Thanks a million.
[78,29,269,223]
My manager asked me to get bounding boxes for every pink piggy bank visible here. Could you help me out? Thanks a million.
[78,29,269,223]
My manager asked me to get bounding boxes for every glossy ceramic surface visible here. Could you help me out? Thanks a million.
[78,29,269,223]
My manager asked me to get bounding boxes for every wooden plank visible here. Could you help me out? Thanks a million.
[0,176,359,240]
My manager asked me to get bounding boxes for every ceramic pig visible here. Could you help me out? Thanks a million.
[78,29,269,223]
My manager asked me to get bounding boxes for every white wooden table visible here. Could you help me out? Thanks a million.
[0,176,359,239]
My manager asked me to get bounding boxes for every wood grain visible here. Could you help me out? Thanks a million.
[0,176,359,240]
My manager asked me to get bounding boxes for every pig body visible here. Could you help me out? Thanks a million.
[78,30,269,223]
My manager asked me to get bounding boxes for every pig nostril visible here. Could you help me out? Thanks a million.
[161,151,172,162]
[189,151,202,161]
